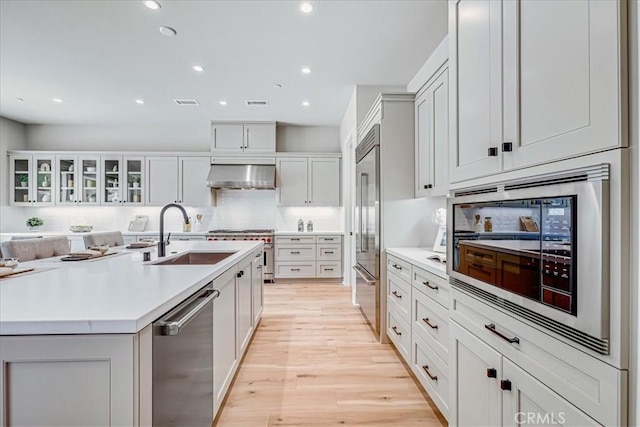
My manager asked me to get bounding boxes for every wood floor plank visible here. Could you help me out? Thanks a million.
[215,282,447,427]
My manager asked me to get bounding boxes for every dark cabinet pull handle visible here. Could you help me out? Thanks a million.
[291,251,300,254]
[291,238,300,241]
[500,379,512,391]
[488,147,498,157]
[487,368,497,378]
[291,268,300,271]
[324,268,334,271]
[391,291,402,299]
[324,238,334,241]
[392,264,402,270]
[325,251,334,254]
[422,365,438,381]
[391,326,402,336]
[422,318,438,329]
[423,281,438,290]
[502,142,513,152]
[485,323,520,344]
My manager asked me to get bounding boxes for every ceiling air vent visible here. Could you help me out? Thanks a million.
[246,100,269,106]
[173,99,200,106]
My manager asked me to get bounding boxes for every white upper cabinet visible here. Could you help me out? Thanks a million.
[277,156,340,207]
[146,156,211,206]
[56,155,100,206]
[415,67,449,198]
[449,0,625,183]
[9,154,56,206]
[211,122,276,153]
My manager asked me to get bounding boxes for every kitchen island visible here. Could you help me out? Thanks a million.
[0,240,264,426]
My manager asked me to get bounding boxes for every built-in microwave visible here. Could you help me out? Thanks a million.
[447,164,610,354]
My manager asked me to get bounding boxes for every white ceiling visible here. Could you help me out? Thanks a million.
[0,0,447,127]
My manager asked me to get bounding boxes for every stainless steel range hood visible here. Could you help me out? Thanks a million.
[206,164,276,189]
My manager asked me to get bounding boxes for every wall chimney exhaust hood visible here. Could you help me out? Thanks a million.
[206,164,276,189]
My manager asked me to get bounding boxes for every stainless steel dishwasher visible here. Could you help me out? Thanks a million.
[153,283,219,426]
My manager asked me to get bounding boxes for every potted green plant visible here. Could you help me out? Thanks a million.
[19,175,28,187]
[130,175,140,188]
[26,217,44,231]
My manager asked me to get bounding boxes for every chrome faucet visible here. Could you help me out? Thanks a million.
[158,203,190,257]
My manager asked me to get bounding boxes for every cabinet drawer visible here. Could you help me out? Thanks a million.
[316,261,342,278]
[317,243,341,261]
[317,235,342,243]
[274,244,316,261]
[387,308,411,363]
[387,272,411,324]
[451,286,623,427]
[387,254,411,284]
[412,266,449,308]
[275,235,316,244]
[412,288,449,364]
[411,333,449,419]
[274,262,316,278]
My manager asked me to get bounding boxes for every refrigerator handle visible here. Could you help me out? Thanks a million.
[360,172,368,252]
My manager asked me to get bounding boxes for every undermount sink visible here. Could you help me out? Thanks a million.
[151,251,237,266]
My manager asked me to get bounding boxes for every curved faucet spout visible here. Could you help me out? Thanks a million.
[158,203,190,257]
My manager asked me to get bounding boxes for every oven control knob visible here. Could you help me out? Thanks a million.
[266,238,271,243]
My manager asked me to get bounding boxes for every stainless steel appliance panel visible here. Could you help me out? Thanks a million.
[354,264,379,334]
[153,284,218,426]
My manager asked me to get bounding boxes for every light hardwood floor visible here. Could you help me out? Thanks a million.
[215,282,447,427]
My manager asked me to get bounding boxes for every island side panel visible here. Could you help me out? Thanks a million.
[0,334,136,426]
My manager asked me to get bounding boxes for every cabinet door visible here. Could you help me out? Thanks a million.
[123,157,145,205]
[415,89,432,198]
[32,155,56,206]
[502,0,623,171]
[276,157,308,206]
[178,157,211,206]
[252,252,264,325]
[213,269,238,413]
[237,260,253,356]
[244,123,275,152]
[212,124,244,152]
[56,155,78,205]
[308,157,340,206]
[101,156,123,205]
[146,157,178,205]
[502,359,600,427]
[78,156,100,205]
[10,155,33,206]
[449,0,502,183]
[450,321,502,427]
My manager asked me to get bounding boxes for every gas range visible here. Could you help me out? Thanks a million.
[206,229,274,243]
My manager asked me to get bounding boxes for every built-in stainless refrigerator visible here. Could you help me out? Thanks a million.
[353,124,381,337]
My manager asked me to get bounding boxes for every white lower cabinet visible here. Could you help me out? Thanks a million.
[386,307,411,362]
[213,268,238,413]
[236,258,253,357]
[274,234,343,279]
[411,333,449,419]
[251,251,264,325]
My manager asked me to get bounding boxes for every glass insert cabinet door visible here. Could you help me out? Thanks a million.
[57,155,78,205]
[124,158,144,204]
[79,156,99,205]
[33,155,55,205]
[102,157,123,204]
[10,155,32,205]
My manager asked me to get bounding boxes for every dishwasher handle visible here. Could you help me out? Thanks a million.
[155,287,220,336]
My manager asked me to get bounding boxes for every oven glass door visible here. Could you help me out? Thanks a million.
[452,196,576,315]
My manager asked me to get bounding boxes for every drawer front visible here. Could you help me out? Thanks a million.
[451,287,622,427]
[274,262,316,278]
[412,288,449,364]
[412,266,449,308]
[275,235,316,244]
[274,244,316,261]
[317,235,342,243]
[317,243,342,261]
[387,308,411,363]
[316,261,342,278]
[387,254,411,284]
[387,272,412,324]
[411,333,449,419]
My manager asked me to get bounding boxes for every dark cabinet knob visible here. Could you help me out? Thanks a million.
[423,184,433,189]
[486,368,497,378]
[500,379,512,390]
[502,142,513,152]
[488,147,498,157]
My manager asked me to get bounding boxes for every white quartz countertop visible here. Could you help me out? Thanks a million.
[386,248,447,279]
[274,231,344,236]
[1,231,208,238]
[0,241,261,336]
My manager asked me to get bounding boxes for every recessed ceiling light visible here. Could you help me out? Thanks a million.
[16,97,24,102]
[144,1,161,10]
[135,99,145,104]
[159,26,177,37]
[299,2,314,13]
[192,65,204,72]
[301,67,312,74]
[302,101,310,107]
[219,101,228,106]
[52,98,63,103]
[274,83,282,89]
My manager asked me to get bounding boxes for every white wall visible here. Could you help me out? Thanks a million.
[276,125,340,152]
[0,117,28,232]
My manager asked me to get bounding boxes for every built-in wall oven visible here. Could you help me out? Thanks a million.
[447,164,610,354]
